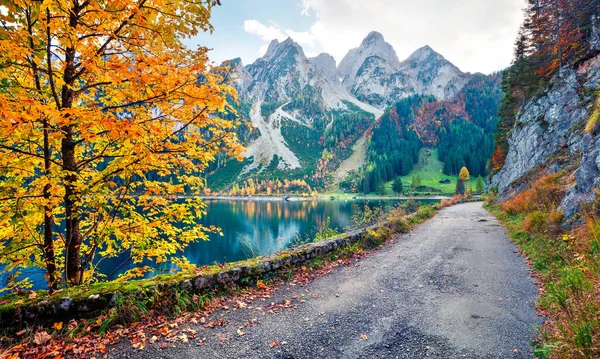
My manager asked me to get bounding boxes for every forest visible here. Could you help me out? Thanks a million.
[353,74,502,194]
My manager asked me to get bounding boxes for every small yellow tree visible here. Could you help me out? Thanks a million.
[459,167,471,182]
[0,0,242,289]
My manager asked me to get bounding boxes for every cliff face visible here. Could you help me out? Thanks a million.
[492,54,600,219]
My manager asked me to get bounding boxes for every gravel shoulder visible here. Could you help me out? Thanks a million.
[113,202,541,359]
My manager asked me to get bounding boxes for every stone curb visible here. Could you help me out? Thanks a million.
[0,220,399,329]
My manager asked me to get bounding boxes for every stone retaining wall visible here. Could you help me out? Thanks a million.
[0,222,391,329]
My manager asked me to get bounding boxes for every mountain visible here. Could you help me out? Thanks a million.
[225,36,382,178]
[338,32,470,108]
[209,33,498,192]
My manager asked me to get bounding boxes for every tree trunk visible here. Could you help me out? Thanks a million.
[62,128,82,285]
[43,118,57,290]
[62,2,83,286]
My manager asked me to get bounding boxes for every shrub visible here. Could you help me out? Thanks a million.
[402,198,420,213]
[547,210,565,235]
[501,174,564,214]
[440,194,464,208]
[389,216,410,234]
[360,227,391,249]
[523,211,547,233]
[417,205,435,219]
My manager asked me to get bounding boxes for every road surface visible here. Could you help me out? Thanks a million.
[115,202,540,358]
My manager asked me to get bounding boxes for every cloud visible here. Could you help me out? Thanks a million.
[298,0,525,73]
[243,19,316,56]
[243,19,287,42]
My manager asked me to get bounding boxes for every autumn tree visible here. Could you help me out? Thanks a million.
[459,167,471,182]
[0,0,242,289]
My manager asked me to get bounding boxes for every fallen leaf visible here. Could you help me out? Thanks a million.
[52,322,63,331]
[28,291,36,300]
[360,333,368,340]
[257,280,267,290]
[237,328,245,336]
[67,319,78,331]
[33,331,51,346]
[269,341,279,348]
[161,342,168,349]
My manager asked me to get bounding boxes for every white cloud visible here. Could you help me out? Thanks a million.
[244,19,317,56]
[243,19,287,42]
[298,0,525,74]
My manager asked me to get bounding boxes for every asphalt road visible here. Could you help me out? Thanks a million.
[114,202,541,359]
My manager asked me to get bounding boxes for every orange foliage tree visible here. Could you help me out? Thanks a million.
[0,0,243,289]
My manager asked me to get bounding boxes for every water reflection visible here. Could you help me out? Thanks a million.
[2,199,437,290]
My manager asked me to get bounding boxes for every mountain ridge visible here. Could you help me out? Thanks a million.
[209,32,498,191]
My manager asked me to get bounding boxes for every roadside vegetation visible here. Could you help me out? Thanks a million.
[0,202,440,358]
[486,173,600,358]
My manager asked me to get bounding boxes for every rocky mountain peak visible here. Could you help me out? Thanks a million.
[361,31,386,47]
[310,53,337,82]
[263,37,306,61]
[402,45,450,68]
[338,31,400,86]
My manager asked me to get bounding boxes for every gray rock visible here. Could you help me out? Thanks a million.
[109,293,122,307]
[260,261,271,273]
[59,297,73,311]
[492,54,600,219]
[193,275,214,290]
[181,279,193,291]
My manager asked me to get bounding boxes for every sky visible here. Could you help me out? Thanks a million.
[189,0,526,74]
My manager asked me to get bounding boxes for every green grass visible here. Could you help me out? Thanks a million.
[393,148,460,195]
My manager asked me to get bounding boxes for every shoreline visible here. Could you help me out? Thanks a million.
[200,195,451,201]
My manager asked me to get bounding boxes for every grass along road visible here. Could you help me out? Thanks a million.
[114,202,540,358]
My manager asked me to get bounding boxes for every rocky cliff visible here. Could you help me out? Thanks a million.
[491,53,600,219]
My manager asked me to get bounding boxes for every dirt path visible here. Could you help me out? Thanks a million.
[115,202,540,358]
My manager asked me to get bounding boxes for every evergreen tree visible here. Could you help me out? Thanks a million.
[456,179,466,195]
[376,183,386,196]
[392,176,404,193]
[475,176,485,194]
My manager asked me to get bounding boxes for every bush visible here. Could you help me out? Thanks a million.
[360,227,391,248]
[501,174,564,214]
[440,194,464,208]
[389,216,410,234]
[547,210,565,234]
[417,205,435,219]
[402,198,420,213]
[523,211,547,233]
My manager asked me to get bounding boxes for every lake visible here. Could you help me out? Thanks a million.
[2,198,438,290]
